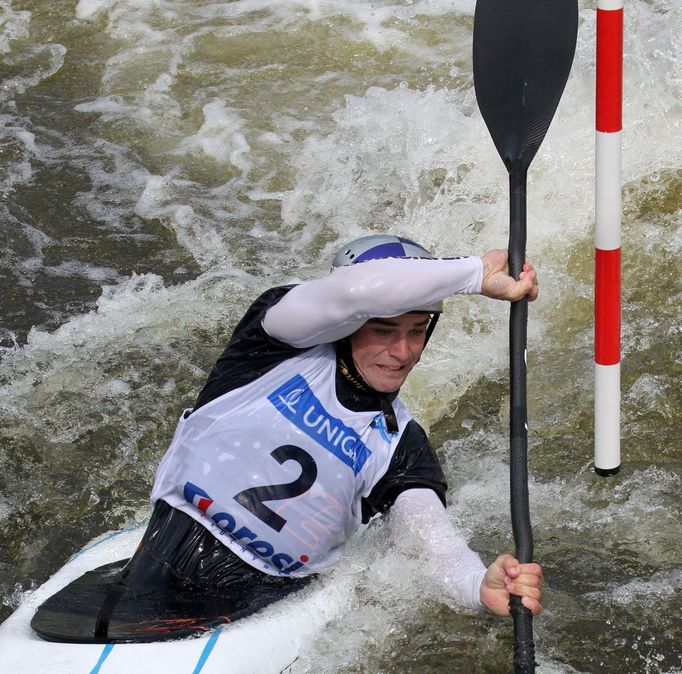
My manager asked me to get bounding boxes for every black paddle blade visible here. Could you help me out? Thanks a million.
[473,0,578,171]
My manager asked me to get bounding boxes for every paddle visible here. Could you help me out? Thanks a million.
[472,0,578,671]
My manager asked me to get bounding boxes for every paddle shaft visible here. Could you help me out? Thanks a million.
[508,164,535,673]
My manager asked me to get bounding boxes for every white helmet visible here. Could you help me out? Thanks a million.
[331,234,443,313]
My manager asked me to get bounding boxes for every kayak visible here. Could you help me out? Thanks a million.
[0,526,347,674]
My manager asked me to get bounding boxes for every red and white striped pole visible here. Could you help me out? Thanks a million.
[594,0,623,476]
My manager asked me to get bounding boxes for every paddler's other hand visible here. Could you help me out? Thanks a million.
[479,554,544,617]
[481,249,539,302]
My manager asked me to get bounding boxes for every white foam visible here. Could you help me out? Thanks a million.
[75,0,115,21]
[444,436,681,564]
[42,261,121,282]
[0,116,36,191]
[74,95,148,123]
[94,378,131,398]
[587,569,682,611]
[175,100,252,172]
[0,40,66,102]
[0,1,31,54]
[0,268,257,420]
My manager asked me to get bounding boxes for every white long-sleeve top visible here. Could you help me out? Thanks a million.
[264,255,483,347]
[390,489,487,611]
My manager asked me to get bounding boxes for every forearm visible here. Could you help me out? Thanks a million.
[263,256,483,347]
[389,489,486,611]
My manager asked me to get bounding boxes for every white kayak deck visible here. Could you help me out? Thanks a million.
[0,527,347,674]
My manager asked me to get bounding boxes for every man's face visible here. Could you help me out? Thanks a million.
[349,313,429,393]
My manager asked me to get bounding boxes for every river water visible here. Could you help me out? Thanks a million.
[0,0,679,672]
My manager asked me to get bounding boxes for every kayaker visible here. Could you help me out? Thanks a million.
[35,234,543,641]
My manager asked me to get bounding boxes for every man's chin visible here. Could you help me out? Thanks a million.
[368,370,408,393]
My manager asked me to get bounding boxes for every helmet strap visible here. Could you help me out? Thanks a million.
[335,339,399,433]
[424,313,440,346]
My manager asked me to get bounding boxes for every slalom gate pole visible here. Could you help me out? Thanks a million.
[594,0,623,476]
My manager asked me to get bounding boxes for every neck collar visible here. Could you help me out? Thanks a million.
[335,339,399,433]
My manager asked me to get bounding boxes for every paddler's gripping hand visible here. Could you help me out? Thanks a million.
[479,554,544,617]
[480,249,539,302]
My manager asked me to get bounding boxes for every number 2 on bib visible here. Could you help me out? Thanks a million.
[233,444,317,532]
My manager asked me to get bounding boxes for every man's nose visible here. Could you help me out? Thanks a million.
[389,336,411,361]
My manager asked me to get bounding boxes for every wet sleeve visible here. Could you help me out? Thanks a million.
[361,420,448,522]
[389,488,487,611]
[194,286,305,409]
[263,256,483,347]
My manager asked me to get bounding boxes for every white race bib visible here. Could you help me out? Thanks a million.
[151,345,412,576]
